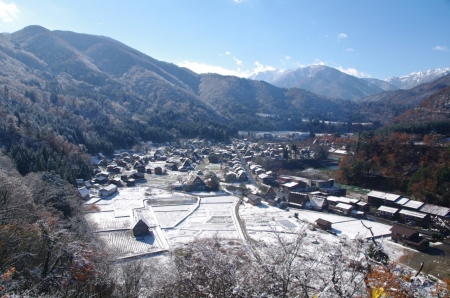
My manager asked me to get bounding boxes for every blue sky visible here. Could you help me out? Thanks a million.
[0,0,449,79]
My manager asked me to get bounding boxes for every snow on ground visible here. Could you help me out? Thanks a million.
[164,196,239,246]
[93,187,147,216]
[85,211,130,231]
[293,209,393,239]
[153,204,198,228]
[85,187,171,258]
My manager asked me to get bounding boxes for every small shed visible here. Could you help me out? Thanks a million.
[246,194,261,206]
[154,166,163,175]
[315,218,332,230]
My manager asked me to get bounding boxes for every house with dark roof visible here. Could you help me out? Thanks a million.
[185,173,206,191]
[246,194,261,206]
[390,225,429,251]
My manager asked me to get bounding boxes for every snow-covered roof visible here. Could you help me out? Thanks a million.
[402,200,424,210]
[378,206,399,214]
[385,193,402,202]
[399,209,428,219]
[367,190,401,202]
[395,197,410,205]
[327,196,359,204]
[419,204,450,217]
[367,190,385,199]
[283,182,299,188]
[335,203,353,210]
[100,184,117,191]
[78,187,90,198]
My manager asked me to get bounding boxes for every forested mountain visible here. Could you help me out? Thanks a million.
[0,26,360,153]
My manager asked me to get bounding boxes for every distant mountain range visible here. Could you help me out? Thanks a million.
[249,66,450,101]
[386,68,450,90]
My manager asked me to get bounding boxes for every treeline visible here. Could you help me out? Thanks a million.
[337,130,450,207]
[378,120,450,136]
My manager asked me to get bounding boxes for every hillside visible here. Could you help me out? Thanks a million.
[354,74,450,124]
[393,86,450,124]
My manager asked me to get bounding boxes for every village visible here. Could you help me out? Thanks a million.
[78,137,450,281]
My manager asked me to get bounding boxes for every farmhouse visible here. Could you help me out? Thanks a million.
[390,225,429,251]
[398,209,430,228]
[78,187,90,199]
[287,192,308,207]
[367,190,402,207]
[305,196,326,211]
[99,184,118,197]
[377,206,400,220]
[185,173,206,191]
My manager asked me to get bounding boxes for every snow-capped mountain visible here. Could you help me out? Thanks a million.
[248,65,396,101]
[385,68,450,90]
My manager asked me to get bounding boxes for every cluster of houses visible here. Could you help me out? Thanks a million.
[368,190,450,229]
[78,141,217,199]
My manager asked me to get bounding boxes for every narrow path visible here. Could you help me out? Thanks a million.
[233,199,262,262]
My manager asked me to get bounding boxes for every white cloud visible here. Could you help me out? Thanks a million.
[252,61,276,73]
[336,66,371,78]
[0,0,19,23]
[433,45,448,52]
[312,59,326,66]
[346,48,354,52]
[234,0,244,2]
[225,51,231,55]
[178,60,250,77]
[285,55,291,61]
[337,33,347,41]
[232,55,242,66]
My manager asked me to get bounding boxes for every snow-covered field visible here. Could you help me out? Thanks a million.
[164,196,239,245]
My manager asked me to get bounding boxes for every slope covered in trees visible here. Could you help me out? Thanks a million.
[337,131,450,207]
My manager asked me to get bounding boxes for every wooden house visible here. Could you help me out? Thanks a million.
[399,209,430,228]
[333,203,353,216]
[224,172,237,182]
[377,206,399,220]
[305,196,326,211]
[78,187,90,199]
[99,184,117,197]
[367,190,401,207]
[185,173,206,191]
[287,192,308,207]
[390,225,429,251]
[237,170,249,182]
[131,219,152,237]
[154,166,163,175]
[264,187,277,200]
